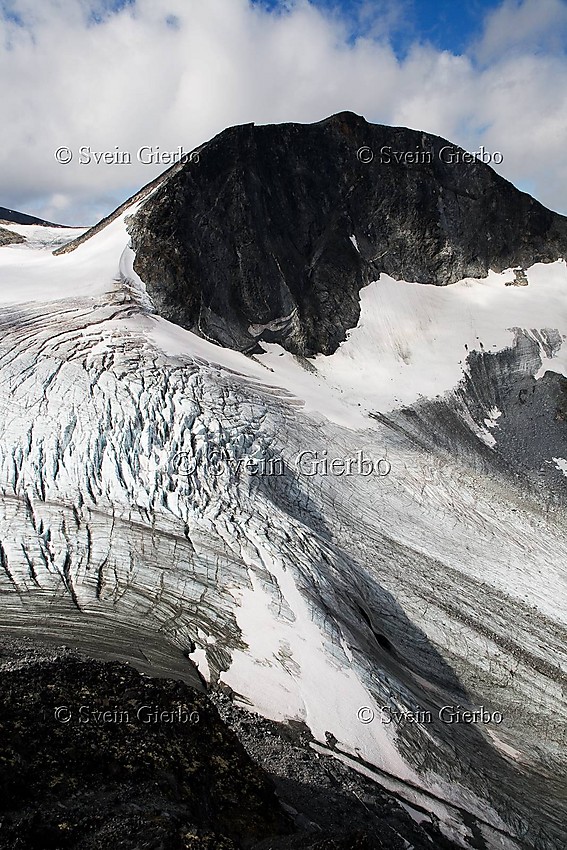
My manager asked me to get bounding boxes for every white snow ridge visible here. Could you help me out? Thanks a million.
[0,212,566,850]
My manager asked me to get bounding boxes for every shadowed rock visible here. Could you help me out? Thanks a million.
[0,225,24,246]
[126,111,567,355]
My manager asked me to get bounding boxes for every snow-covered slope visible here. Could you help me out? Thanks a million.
[0,222,86,251]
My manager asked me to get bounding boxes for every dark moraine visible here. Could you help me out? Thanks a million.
[0,638,463,850]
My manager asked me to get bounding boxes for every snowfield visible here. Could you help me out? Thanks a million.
[0,214,566,849]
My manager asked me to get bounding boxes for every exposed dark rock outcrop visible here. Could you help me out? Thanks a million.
[0,640,463,850]
[376,329,567,506]
[0,649,291,850]
[125,111,567,355]
[0,206,65,227]
[0,225,25,246]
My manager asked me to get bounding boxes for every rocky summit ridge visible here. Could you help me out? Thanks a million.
[124,111,567,355]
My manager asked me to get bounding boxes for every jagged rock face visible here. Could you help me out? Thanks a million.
[128,111,567,355]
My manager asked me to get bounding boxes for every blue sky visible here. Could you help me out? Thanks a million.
[251,0,503,54]
[402,0,502,52]
[1,0,566,223]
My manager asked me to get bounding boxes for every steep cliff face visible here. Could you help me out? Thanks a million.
[127,111,567,354]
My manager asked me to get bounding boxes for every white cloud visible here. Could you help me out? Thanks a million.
[474,0,567,63]
[0,0,566,224]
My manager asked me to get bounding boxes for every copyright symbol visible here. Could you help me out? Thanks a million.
[55,146,72,164]
[357,706,375,724]
[171,451,196,476]
[357,146,374,164]
[54,706,72,723]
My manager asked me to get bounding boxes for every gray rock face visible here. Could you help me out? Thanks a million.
[382,329,567,505]
[127,111,567,355]
[0,225,24,246]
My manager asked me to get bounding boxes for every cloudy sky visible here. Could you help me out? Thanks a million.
[1,0,566,224]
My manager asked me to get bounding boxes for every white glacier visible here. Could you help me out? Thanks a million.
[0,215,565,848]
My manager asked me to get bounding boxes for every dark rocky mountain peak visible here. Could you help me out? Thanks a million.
[0,206,66,227]
[124,112,567,355]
